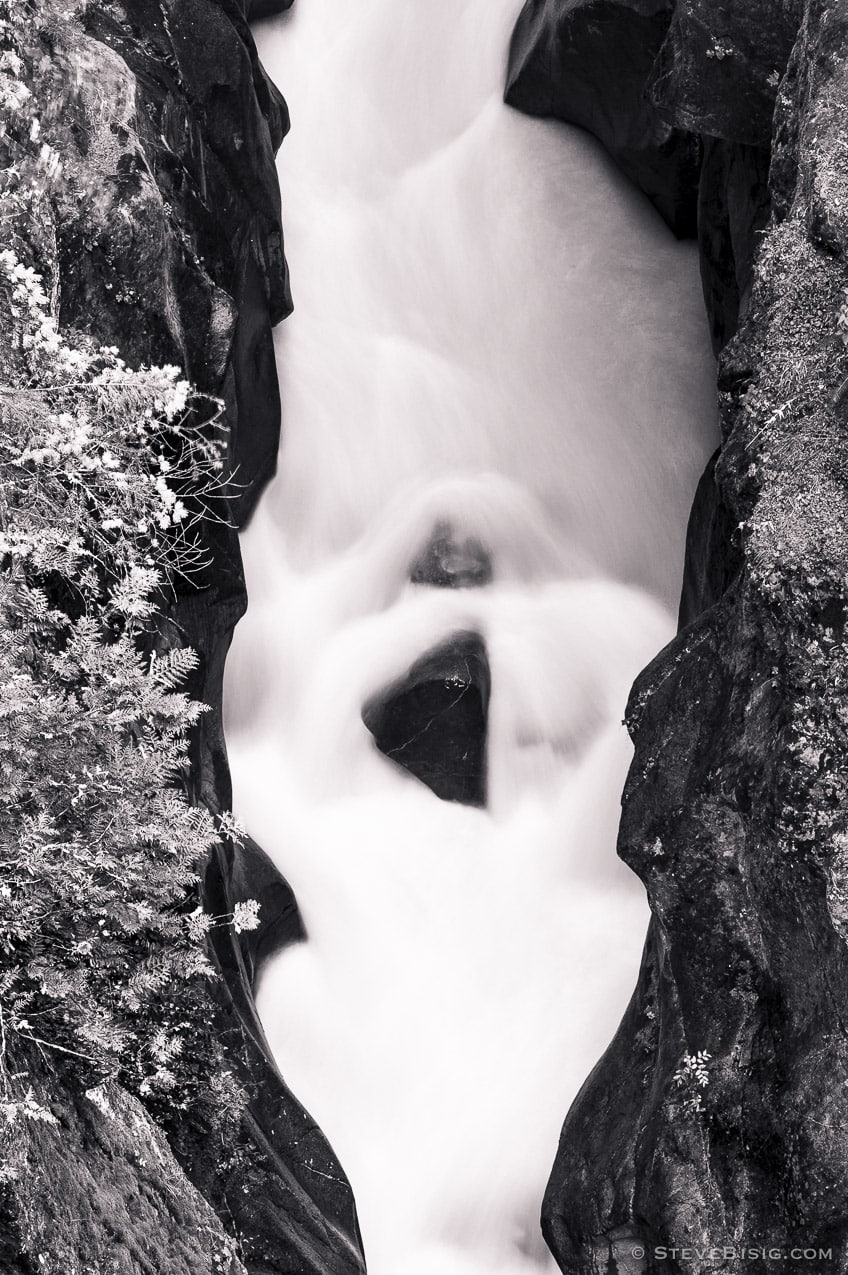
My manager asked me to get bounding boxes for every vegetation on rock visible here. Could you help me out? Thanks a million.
[0,0,259,1205]
[0,1,365,1270]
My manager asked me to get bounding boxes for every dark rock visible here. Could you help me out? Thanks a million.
[504,0,794,348]
[201,839,366,1275]
[409,520,493,587]
[363,633,490,806]
[649,0,804,146]
[70,0,292,526]
[11,2,365,1272]
[508,1,848,1270]
[244,0,294,17]
[505,0,702,237]
[677,447,740,628]
[697,137,772,351]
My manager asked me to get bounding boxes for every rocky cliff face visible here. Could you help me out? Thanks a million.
[505,0,800,352]
[4,2,364,1271]
[12,1,847,1270]
[507,2,848,1272]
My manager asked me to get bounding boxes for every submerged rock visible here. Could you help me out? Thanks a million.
[363,633,490,806]
[409,520,493,587]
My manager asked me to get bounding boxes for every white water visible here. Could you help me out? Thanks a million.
[224,3,718,1272]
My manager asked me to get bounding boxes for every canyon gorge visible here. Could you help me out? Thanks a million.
[3,1,848,1274]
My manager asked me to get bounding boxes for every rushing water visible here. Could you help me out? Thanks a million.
[224,3,718,1271]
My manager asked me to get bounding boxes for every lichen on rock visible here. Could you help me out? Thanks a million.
[4,1066,247,1275]
[0,1,363,1271]
[505,1,848,1270]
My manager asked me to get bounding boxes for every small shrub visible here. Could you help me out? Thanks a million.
[0,0,258,1138]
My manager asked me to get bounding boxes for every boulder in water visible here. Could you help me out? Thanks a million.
[409,520,493,588]
[362,632,490,806]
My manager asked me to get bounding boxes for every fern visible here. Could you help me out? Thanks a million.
[0,0,255,1138]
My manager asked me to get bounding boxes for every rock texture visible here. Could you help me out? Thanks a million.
[6,2,364,1272]
[505,0,793,350]
[505,0,702,237]
[4,1064,246,1275]
[507,1,848,1271]
[363,633,491,806]
[13,0,848,1269]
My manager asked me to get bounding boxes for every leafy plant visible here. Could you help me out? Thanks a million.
[0,0,259,1135]
[672,1050,712,1117]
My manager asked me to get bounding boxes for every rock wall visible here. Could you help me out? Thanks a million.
[5,2,364,1271]
[507,2,848,1272]
[5,1061,247,1275]
[14,0,848,1270]
[505,0,791,351]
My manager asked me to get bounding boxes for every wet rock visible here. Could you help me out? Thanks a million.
[508,1,848,1270]
[677,447,741,629]
[697,137,772,351]
[10,3,365,1272]
[504,0,796,350]
[650,0,804,147]
[409,520,493,587]
[66,0,292,526]
[505,0,702,237]
[245,0,294,16]
[363,633,490,806]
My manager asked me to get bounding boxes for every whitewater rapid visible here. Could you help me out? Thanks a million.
[223,2,718,1271]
